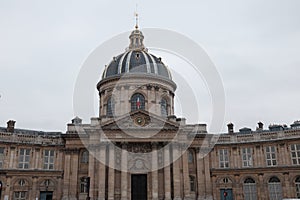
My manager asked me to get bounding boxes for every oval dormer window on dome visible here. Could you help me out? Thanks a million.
[131,93,145,111]
[107,96,115,117]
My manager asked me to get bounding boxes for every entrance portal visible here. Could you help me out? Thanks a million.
[40,191,53,200]
[131,174,147,200]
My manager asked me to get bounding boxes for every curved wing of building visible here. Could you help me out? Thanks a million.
[1,26,300,200]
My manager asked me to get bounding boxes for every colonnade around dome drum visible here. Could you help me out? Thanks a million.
[98,77,176,120]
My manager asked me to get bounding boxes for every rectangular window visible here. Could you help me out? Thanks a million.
[266,146,277,166]
[219,149,229,168]
[0,147,5,168]
[268,182,282,200]
[291,144,300,165]
[80,177,89,193]
[18,148,30,169]
[243,183,257,200]
[296,182,300,198]
[14,191,27,200]
[242,147,253,167]
[43,150,55,170]
[190,176,196,192]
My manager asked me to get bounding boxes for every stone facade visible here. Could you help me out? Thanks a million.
[1,121,300,200]
[1,27,300,200]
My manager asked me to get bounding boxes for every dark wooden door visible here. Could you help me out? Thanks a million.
[220,189,233,200]
[131,174,147,200]
[40,191,53,200]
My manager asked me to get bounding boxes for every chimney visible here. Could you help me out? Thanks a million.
[257,121,264,131]
[71,116,82,125]
[7,120,16,133]
[227,122,234,134]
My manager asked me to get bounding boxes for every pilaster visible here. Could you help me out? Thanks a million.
[173,143,182,200]
[98,144,106,200]
[164,146,171,200]
[152,143,159,200]
[121,144,128,200]
[108,144,115,200]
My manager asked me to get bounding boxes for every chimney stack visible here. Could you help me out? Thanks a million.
[227,122,234,134]
[71,116,82,125]
[7,120,16,133]
[257,121,264,131]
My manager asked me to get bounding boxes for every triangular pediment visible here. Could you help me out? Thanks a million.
[101,110,179,131]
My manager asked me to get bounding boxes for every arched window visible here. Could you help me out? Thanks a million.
[131,93,145,111]
[268,177,282,200]
[243,178,257,200]
[295,176,300,198]
[106,96,114,117]
[188,150,194,163]
[160,98,168,116]
[81,151,89,164]
[18,179,26,186]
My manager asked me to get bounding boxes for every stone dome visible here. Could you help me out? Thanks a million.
[101,29,172,80]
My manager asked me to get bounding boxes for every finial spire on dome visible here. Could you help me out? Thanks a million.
[135,12,139,29]
[134,4,139,29]
[129,8,145,50]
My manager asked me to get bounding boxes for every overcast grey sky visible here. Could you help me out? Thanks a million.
[0,0,299,132]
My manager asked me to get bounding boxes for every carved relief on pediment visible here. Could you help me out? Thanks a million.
[128,153,151,173]
[126,142,152,153]
[101,111,179,131]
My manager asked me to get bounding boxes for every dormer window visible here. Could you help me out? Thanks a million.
[131,93,145,111]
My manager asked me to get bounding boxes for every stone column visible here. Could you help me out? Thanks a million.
[56,177,63,200]
[164,146,171,200]
[9,147,15,168]
[182,149,191,199]
[279,144,285,165]
[283,143,290,165]
[124,85,130,114]
[283,172,290,198]
[257,173,265,199]
[255,146,260,167]
[204,154,213,199]
[232,147,238,168]
[196,149,205,200]
[253,146,258,167]
[33,148,38,169]
[115,86,121,116]
[30,176,38,199]
[4,176,11,199]
[260,146,265,167]
[108,144,115,200]
[152,143,159,200]
[70,151,79,198]
[154,87,160,114]
[211,176,217,200]
[121,145,128,200]
[173,144,182,200]
[62,152,71,198]
[88,148,95,199]
[98,144,106,200]
[234,174,242,200]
